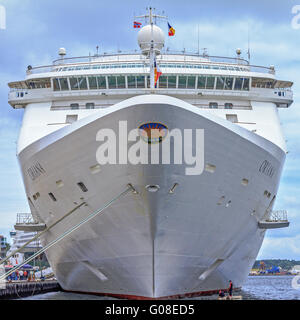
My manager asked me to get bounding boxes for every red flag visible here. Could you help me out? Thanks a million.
[134,21,142,28]
[154,58,162,88]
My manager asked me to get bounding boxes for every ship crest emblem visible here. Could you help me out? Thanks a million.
[138,122,168,144]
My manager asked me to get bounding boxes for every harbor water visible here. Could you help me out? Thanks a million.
[19,276,300,300]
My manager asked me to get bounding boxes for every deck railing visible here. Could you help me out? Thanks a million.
[25,51,274,75]
[16,213,37,225]
[267,210,288,222]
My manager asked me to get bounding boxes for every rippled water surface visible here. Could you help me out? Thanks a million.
[21,276,300,300]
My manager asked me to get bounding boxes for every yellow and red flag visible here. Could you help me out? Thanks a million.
[168,22,175,36]
[154,58,162,88]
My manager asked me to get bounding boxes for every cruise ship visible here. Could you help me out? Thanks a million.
[7,9,293,298]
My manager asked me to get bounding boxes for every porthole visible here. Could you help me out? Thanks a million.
[48,193,57,202]
[78,182,88,193]
[56,180,64,188]
[217,196,225,205]
[242,179,249,186]
[205,164,216,173]
[90,164,101,174]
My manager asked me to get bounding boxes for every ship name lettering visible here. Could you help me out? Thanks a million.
[27,162,46,181]
[259,160,275,178]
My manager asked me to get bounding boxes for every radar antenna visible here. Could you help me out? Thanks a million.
[135,7,168,25]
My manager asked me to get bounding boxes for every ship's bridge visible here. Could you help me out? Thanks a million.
[8,50,293,109]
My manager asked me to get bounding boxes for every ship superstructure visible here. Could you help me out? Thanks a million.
[7,9,293,298]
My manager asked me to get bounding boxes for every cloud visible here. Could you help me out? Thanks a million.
[258,234,300,259]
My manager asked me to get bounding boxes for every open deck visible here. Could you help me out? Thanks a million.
[25,51,275,76]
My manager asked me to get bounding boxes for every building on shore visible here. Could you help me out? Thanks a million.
[6,230,48,268]
[0,235,8,259]
[290,265,300,275]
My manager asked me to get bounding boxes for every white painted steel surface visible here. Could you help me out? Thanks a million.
[17,95,286,298]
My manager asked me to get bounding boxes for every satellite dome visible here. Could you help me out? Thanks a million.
[138,25,165,55]
[59,48,66,56]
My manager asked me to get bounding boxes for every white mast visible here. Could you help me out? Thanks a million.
[136,7,167,89]
[149,8,155,89]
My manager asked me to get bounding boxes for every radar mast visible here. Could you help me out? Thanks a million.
[135,7,167,89]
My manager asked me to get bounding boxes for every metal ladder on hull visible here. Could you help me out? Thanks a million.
[0,184,136,282]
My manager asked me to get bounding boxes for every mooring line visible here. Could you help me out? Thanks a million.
[0,184,134,282]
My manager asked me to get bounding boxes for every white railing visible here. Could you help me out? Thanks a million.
[25,51,274,76]
[267,210,288,222]
[16,213,37,225]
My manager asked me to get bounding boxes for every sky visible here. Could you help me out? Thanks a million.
[0,0,299,260]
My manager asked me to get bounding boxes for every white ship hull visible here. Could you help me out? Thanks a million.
[18,95,285,298]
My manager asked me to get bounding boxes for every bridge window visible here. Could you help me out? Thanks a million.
[108,76,117,89]
[206,76,215,89]
[159,76,168,88]
[26,79,51,89]
[137,76,145,88]
[178,76,187,88]
[243,78,250,91]
[252,78,275,89]
[198,76,206,89]
[27,81,36,89]
[187,76,196,89]
[78,77,88,90]
[70,77,79,90]
[234,77,243,90]
[216,76,226,90]
[97,76,106,89]
[50,74,251,92]
[53,79,60,91]
[59,78,69,91]
[116,76,126,88]
[88,76,98,89]
[128,76,136,88]
[224,77,234,90]
[168,76,176,88]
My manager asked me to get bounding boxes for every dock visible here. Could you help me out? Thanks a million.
[218,295,243,300]
[0,280,60,299]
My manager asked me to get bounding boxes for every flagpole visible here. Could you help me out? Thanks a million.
[149,7,155,89]
[134,7,168,89]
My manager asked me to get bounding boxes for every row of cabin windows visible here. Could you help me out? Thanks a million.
[54,63,249,72]
[66,102,233,112]
[65,109,238,126]
[53,75,250,91]
[32,182,89,204]
[209,102,233,109]
[70,103,95,110]
[10,79,52,90]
